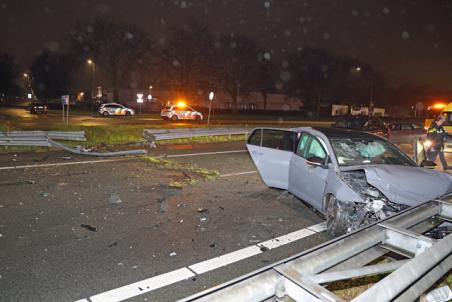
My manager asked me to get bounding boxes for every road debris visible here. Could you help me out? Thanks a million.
[80,224,98,232]
[40,192,49,197]
[169,252,177,257]
[158,198,168,213]
[260,246,269,252]
[109,193,123,205]
[200,217,207,222]
[197,208,208,213]
[108,241,118,248]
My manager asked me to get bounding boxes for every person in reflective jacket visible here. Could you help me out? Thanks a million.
[427,115,451,170]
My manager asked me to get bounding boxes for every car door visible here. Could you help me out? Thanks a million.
[288,133,329,211]
[246,128,298,189]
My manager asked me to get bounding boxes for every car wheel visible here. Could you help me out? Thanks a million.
[325,195,349,236]
[102,111,109,117]
[125,111,131,116]
[171,115,179,121]
[195,115,202,122]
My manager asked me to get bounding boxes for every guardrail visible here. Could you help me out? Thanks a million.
[181,197,452,302]
[0,131,86,146]
[0,131,146,157]
[143,128,250,148]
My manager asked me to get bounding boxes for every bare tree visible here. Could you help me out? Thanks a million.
[213,34,260,112]
[254,57,276,111]
[68,15,153,100]
[0,53,21,100]
[157,19,213,100]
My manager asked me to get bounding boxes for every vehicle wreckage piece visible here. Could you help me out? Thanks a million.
[246,127,452,236]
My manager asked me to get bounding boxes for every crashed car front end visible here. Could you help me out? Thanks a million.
[325,170,408,235]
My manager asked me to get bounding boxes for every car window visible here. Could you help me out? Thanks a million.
[364,120,381,130]
[331,137,416,167]
[261,129,297,151]
[296,133,310,156]
[247,129,262,146]
[401,123,413,130]
[305,137,327,160]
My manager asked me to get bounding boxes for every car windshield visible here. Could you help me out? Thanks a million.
[331,138,415,167]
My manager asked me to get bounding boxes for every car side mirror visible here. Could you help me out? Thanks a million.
[420,159,437,169]
[306,156,328,168]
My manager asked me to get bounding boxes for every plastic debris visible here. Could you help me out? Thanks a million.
[197,208,208,213]
[200,217,207,222]
[108,241,118,248]
[40,192,49,197]
[169,252,177,257]
[80,224,98,232]
[109,193,123,205]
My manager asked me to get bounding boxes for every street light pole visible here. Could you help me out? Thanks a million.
[87,60,95,100]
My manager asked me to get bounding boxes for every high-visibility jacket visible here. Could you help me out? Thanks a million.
[427,121,447,149]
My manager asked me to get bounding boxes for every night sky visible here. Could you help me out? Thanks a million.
[1,0,452,90]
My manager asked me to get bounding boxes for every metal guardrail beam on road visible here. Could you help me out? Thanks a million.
[181,197,452,302]
[143,128,251,148]
[0,131,86,143]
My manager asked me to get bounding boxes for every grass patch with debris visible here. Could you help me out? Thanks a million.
[142,156,220,189]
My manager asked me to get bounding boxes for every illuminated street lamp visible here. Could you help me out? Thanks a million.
[355,66,374,116]
[207,91,214,125]
[87,59,95,99]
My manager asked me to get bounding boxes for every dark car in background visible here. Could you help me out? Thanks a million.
[29,103,48,114]
[332,116,389,138]
[388,122,426,144]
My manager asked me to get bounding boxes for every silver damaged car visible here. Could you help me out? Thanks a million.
[246,127,452,236]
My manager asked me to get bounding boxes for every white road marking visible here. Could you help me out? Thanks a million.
[80,222,326,302]
[307,222,327,233]
[0,158,127,170]
[89,268,195,302]
[189,246,263,275]
[257,228,315,250]
[220,171,257,177]
[165,149,248,158]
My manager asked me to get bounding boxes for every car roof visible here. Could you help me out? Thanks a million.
[311,127,383,140]
[103,103,122,106]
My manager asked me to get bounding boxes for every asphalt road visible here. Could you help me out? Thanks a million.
[0,143,330,302]
[1,138,451,302]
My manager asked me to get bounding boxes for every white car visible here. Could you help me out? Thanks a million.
[160,105,203,121]
[98,103,135,117]
[247,127,452,236]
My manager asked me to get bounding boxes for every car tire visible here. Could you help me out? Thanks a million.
[195,115,202,122]
[171,115,178,121]
[125,111,131,116]
[325,195,349,236]
[102,111,109,117]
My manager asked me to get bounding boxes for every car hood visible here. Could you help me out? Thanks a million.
[355,165,452,206]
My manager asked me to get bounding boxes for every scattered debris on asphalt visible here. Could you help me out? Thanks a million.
[40,192,49,197]
[109,193,123,205]
[260,246,269,252]
[169,252,177,257]
[197,208,208,213]
[158,198,167,213]
[80,224,98,232]
[200,217,207,222]
[0,179,35,186]
[209,243,216,248]
[108,241,118,248]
